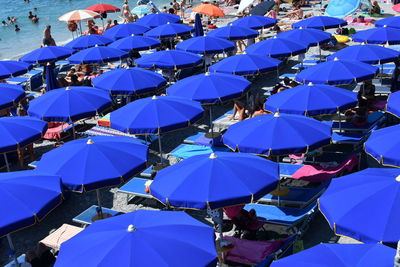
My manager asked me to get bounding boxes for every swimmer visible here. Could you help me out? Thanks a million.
[15,25,20,32]
[28,11,34,19]
[1,20,7,26]
[31,15,39,23]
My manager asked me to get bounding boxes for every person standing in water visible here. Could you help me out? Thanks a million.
[42,25,56,46]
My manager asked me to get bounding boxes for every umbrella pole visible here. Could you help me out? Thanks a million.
[7,235,18,266]
[72,124,76,140]
[209,107,214,142]
[277,155,280,206]
[380,65,383,85]
[96,189,102,208]
[3,153,10,172]
[338,110,342,133]
[158,134,163,165]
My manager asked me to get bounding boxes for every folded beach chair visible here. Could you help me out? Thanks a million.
[167,144,230,160]
[183,132,224,147]
[117,177,152,204]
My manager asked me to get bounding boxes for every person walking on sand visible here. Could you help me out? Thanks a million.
[42,25,56,46]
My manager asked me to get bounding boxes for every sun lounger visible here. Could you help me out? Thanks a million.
[117,177,152,204]
[22,69,43,91]
[183,132,224,147]
[43,122,77,140]
[40,223,83,251]
[140,166,155,178]
[213,114,239,131]
[4,254,26,267]
[353,84,391,95]
[72,205,121,227]
[168,144,230,160]
[322,111,385,132]
[331,124,378,144]
[6,76,29,90]
[279,163,304,178]
[279,73,296,80]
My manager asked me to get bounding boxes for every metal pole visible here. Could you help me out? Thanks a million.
[209,107,214,141]
[277,155,280,206]
[158,134,163,165]
[338,110,342,133]
[7,235,18,266]
[96,189,102,208]
[3,153,10,172]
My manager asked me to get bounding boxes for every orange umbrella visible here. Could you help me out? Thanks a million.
[192,4,225,17]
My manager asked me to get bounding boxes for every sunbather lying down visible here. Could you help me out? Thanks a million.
[230,93,267,121]
[320,36,348,51]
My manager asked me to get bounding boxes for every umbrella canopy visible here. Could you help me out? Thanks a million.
[92,67,167,96]
[0,83,25,111]
[325,0,361,19]
[45,64,59,91]
[103,23,150,40]
[327,44,400,65]
[28,86,111,122]
[167,72,251,104]
[131,5,152,15]
[207,24,258,40]
[111,95,204,134]
[386,91,400,118]
[194,13,204,37]
[271,243,396,267]
[223,113,331,156]
[176,36,235,55]
[67,46,128,64]
[292,16,347,30]
[318,168,400,243]
[192,4,225,17]
[36,136,148,192]
[209,54,282,76]
[277,28,331,47]
[265,83,357,116]
[64,35,113,50]
[250,1,275,16]
[59,10,100,22]
[0,171,63,238]
[352,26,400,45]
[0,61,32,80]
[150,152,279,209]
[144,23,194,39]
[108,35,161,52]
[0,117,47,153]
[375,16,400,29]
[136,13,180,28]
[296,58,378,85]
[55,210,217,267]
[245,37,308,58]
[86,3,120,13]
[19,46,75,64]
[365,124,400,167]
[135,50,202,70]
[231,15,276,30]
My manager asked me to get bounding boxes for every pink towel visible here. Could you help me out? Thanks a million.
[43,122,70,140]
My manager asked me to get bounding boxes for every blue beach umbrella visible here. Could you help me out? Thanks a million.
[36,136,148,193]
[19,46,75,64]
[207,24,259,40]
[0,83,25,110]
[176,36,235,55]
[92,67,167,96]
[223,113,331,156]
[292,16,347,30]
[375,16,400,29]
[277,28,331,47]
[296,58,378,85]
[136,50,202,70]
[150,152,279,209]
[231,15,276,30]
[209,54,282,76]
[386,91,400,118]
[103,23,150,40]
[108,35,161,52]
[265,83,357,116]
[45,64,59,91]
[131,5,152,15]
[245,37,308,58]
[352,26,400,45]
[327,44,400,64]
[55,210,217,267]
[65,35,113,50]
[0,61,32,80]
[144,23,194,39]
[318,168,400,243]
[325,0,361,19]
[136,13,180,28]
[28,86,111,122]
[67,46,128,64]
[194,13,204,37]
[271,243,396,267]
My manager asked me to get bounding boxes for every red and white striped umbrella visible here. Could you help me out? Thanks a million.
[59,10,100,22]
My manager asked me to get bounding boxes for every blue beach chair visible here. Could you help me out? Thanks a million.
[168,144,230,160]
[117,177,152,204]
[72,205,120,227]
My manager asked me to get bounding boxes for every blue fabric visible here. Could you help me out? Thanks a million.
[136,13,181,28]
[36,136,148,192]
[131,5,152,15]
[279,163,304,177]
[28,86,111,122]
[223,114,331,156]
[376,16,400,29]
[108,36,161,52]
[318,168,400,243]
[135,50,202,69]
[19,46,74,64]
[292,16,347,30]
[55,210,217,267]
[209,54,281,75]
[64,35,113,50]
[151,152,278,209]
[231,15,276,30]
[0,60,32,80]
[352,27,400,45]
[245,37,308,58]
[325,0,361,18]
[92,67,166,96]
[296,59,378,85]
[0,83,25,110]
[265,84,357,116]
[103,23,150,40]
[0,116,47,153]
[327,44,400,64]
[194,13,204,37]
[176,36,235,54]
[277,28,331,47]
[170,144,230,159]
[45,64,59,91]
[0,171,62,237]
[73,205,120,225]
[119,178,150,197]
[67,46,128,64]
[207,25,259,41]
[271,243,396,267]
[387,91,400,118]
[144,23,193,38]
[110,96,204,134]
[167,72,250,104]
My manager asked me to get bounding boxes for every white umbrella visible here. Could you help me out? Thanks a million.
[59,10,100,22]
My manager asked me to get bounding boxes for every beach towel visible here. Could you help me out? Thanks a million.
[43,122,72,140]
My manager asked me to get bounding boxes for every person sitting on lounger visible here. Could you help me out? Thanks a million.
[230,93,266,121]
[345,107,368,127]
[282,4,303,20]
[25,243,56,267]
[223,205,263,240]
[358,79,375,108]
[369,1,381,15]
